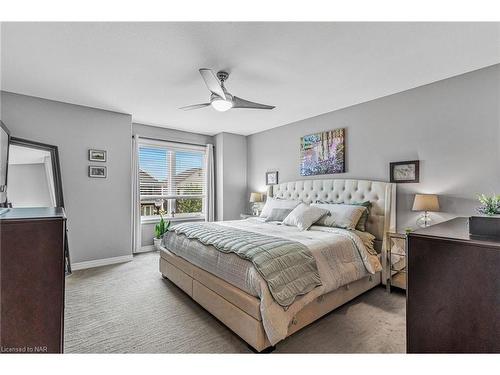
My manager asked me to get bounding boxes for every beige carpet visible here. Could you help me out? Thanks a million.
[64,252,406,353]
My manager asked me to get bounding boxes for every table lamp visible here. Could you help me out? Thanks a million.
[412,194,440,228]
[249,192,263,216]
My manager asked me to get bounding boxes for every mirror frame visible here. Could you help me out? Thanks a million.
[9,137,71,274]
[9,137,65,208]
[0,121,11,206]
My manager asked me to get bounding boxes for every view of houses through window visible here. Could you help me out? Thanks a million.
[139,142,206,220]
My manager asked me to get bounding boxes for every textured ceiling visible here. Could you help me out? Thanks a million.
[1,22,499,135]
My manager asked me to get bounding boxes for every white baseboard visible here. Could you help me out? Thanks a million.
[71,255,133,271]
[135,245,156,253]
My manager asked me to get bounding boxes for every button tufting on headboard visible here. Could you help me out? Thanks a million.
[269,178,396,243]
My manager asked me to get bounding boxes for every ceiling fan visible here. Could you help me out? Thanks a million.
[180,68,275,112]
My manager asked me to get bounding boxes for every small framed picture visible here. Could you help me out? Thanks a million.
[266,171,279,185]
[89,165,107,178]
[390,160,420,183]
[89,149,107,162]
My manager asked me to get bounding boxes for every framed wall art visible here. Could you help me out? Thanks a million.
[88,149,107,162]
[390,160,420,183]
[89,165,107,178]
[300,128,345,176]
[266,171,278,185]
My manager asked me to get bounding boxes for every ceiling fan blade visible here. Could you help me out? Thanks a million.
[199,68,226,100]
[232,96,275,110]
[179,103,211,111]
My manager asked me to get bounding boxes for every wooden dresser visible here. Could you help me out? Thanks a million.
[407,217,500,353]
[0,207,67,353]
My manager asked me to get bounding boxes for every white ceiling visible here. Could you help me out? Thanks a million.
[1,22,499,136]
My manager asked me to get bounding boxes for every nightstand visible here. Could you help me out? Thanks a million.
[386,232,407,292]
[240,213,258,219]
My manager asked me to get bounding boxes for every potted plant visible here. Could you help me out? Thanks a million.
[477,194,500,216]
[469,194,500,239]
[153,211,171,251]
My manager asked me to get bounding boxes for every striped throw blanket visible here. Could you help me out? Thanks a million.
[170,222,322,307]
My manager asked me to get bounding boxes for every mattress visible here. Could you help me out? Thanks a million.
[160,230,261,296]
[162,218,381,298]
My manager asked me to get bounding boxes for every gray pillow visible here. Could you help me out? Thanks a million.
[352,201,372,232]
[311,203,367,230]
[315,200,372,231]
[265,208,293,222]
[282,203,329,231]
[259,198,301,218]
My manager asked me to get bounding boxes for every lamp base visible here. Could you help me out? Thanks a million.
[416,211,431,228]
[251,203,261,216]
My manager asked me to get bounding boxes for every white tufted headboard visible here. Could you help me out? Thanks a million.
[267,179,396,250]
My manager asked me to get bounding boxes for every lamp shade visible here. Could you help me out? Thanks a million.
[249,192,263,203]
[412,194,440,212]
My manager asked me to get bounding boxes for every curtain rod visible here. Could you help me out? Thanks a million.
[132,134,213,148]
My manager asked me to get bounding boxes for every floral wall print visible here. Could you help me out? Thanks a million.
[300,128,345,176]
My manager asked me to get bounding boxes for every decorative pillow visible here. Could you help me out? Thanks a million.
[264,208,294,222]
[314,200,372,231]
[282,203,329,231]
[259,198,300,218]
[354,230,377,255]
[351,201,372,232]
[311,203,367,230]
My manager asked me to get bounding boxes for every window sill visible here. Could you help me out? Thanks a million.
[141,216,205,225]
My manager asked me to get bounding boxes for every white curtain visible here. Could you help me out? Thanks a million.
[131,135,142,252]
[205,143,215,222]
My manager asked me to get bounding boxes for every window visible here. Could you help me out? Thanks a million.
[138,139,206,220]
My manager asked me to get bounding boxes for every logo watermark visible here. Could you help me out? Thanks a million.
[1,345,48,353]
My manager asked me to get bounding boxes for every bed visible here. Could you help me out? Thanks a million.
[159,179,396,352]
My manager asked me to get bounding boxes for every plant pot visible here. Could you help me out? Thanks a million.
[469,215,500,239]
[153,237,163,251]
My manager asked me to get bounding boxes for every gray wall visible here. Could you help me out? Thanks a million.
[214,133,224,220]
[8,163,52,207]
[215,132,248,221]
[133,122,214,145]
[1,92,133,263]
[133,122,214,247]
[247,64,500,230]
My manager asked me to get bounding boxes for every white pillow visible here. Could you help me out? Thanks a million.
[259,198,300,218]
[282,203,329,231]
[311,203,366,230]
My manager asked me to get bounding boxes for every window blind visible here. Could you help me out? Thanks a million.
[138,139,206,218]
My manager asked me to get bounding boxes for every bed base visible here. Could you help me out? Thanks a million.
[247,344,276,354]
[159,248,381,352]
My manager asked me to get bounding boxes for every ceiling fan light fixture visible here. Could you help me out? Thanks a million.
[181,68,275,112]
[211,98,233,112]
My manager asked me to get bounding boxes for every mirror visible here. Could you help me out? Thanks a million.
[7,137,64,208]
[8,144,57,207]
[7,137,71,273]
